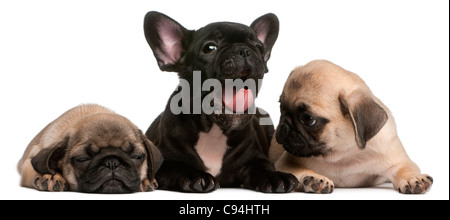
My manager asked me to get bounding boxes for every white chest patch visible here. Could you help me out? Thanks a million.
[195,124,229,177]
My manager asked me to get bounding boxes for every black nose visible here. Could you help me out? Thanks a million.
[104,157,120,171]
[238,48,251,58]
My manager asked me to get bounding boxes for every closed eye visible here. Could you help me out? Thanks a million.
[131,153,145,160]
[256,43,265,54]
[73,157,90,163]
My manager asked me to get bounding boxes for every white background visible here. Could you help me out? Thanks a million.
[0,0,448,200]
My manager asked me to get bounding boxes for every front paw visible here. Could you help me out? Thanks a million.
[179,171,219,193]
[141,178,159,192]
[300,174,334,194]
[33,173,69,192]
[396,174,433,194]
[254,171,299,193]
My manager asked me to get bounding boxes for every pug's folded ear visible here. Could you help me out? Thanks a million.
[139,130,164,180]
[144,11,192,72]
[339,90,388,149]
[31,137,69,175]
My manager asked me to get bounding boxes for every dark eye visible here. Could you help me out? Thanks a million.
[202,42,218,54]
[300,114,317,127]
[75,157,90,163]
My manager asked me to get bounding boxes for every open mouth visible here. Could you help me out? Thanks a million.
[222,87,254,113]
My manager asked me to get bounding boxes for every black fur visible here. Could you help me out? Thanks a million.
[144,11,298,193]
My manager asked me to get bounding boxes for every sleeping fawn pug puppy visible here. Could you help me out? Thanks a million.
[270,60,433,194]
[18,104,163,193]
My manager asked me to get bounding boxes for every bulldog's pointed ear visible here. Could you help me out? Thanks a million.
[251,13,280,63]
[31,137,69,175]
[144,11,191,72]
[339,90,388,149]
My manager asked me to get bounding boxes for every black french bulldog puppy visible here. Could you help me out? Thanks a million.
[144,11,298,193]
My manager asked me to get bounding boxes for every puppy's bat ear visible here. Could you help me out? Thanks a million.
[31,137,69,175]
[251,13,280,64]
[339,90,388,149]
[144,11,191,72]
[139,130,164,181]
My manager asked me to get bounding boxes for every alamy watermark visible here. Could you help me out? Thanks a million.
[169,71,273,126]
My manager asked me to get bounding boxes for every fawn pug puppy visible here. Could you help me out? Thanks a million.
[270,60,433,194]
[18,104,163,193]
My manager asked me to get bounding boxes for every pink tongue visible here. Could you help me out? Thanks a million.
[224,88,254,113]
